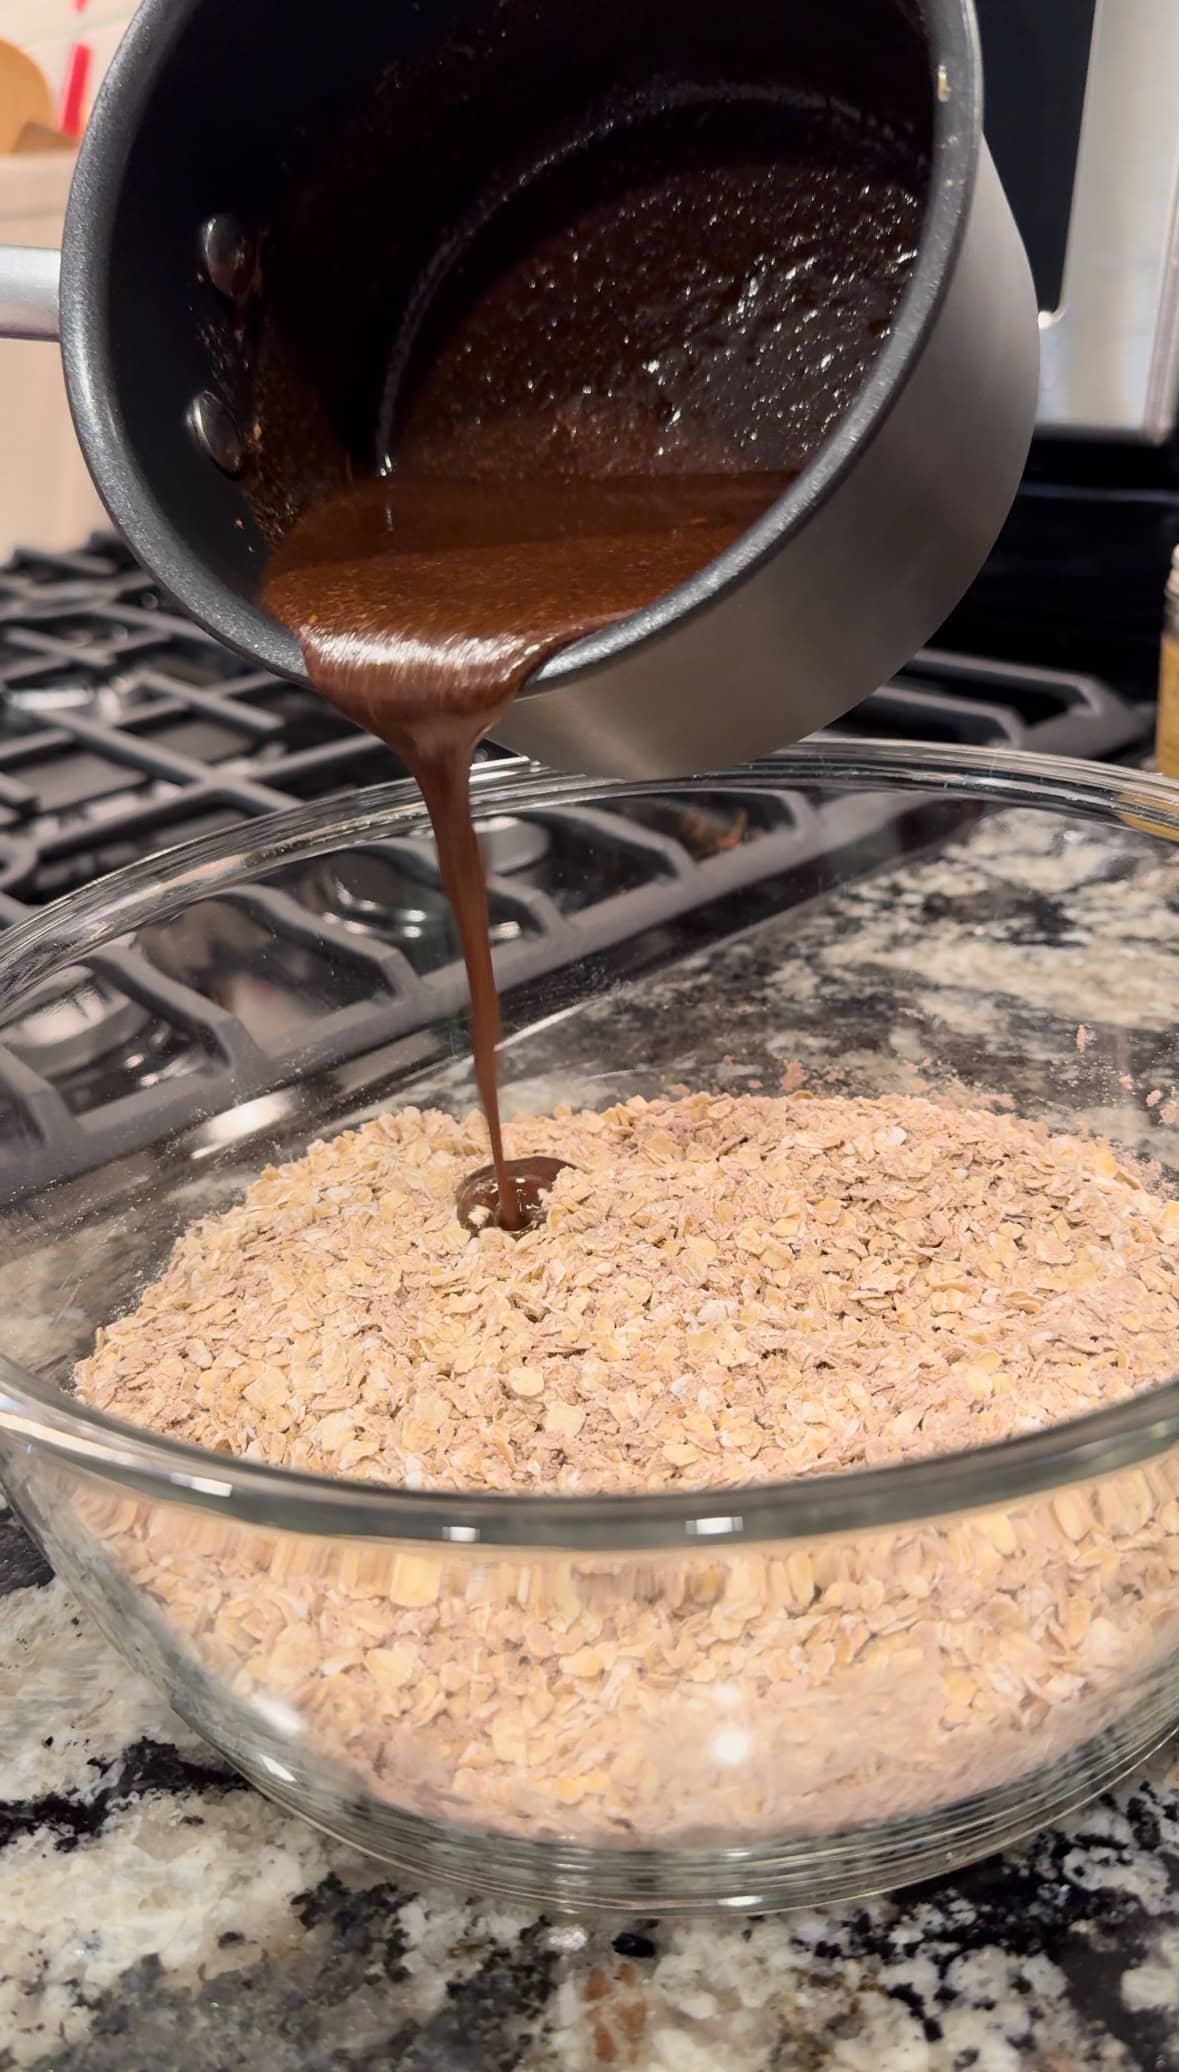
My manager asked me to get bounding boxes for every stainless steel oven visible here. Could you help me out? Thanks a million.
[979,0,1179,443]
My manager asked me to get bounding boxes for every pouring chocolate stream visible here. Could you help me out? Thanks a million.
[262,95,920,1227]
[265,471,782,1226]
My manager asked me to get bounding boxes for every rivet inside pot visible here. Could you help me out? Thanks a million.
[187,391,245,477]
[198,213,254,301]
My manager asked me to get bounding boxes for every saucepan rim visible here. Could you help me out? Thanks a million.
[58,0,980,694]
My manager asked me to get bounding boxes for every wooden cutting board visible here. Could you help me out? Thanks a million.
[0,41,53,157]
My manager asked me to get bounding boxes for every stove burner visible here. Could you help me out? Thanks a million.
[304,847,526,972]
[441,814,553,876]
[0,962,201,1117]
[302,818,549,966]
[4,968,153,1079]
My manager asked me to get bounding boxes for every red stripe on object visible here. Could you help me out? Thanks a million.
[59,41,92,137]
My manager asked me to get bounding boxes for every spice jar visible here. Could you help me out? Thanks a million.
[1155,543,1179,778]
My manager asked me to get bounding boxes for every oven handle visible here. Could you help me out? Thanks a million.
[0,247,61,342]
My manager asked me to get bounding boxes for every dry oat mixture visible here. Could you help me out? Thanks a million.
[76,1092,1179,1490]
[70,1093,1179,1844]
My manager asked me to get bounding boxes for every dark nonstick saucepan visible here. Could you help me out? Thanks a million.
[0,0,1038,778]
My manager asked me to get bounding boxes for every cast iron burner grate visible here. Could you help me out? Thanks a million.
[0,535,1148,1201]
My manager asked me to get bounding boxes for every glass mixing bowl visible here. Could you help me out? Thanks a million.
[3,741,1179,1913]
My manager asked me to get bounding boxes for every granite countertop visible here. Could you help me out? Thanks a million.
[5,1521,1179,2072]
[5,796,1179,2070]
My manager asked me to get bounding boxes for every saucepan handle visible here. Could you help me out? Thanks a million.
[0,247,60,342]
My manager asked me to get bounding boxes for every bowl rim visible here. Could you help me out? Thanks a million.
[3,738,1179,1552]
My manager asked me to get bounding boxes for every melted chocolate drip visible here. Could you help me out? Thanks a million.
[264,471,779,1229]
[456,1155,575,1233]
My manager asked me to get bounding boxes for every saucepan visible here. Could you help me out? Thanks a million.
[0,0,1037,778]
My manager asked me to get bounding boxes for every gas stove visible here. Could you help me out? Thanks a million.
[0,534,1150,1202]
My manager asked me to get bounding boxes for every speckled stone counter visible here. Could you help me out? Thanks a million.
[5,794,1179,2070]
[4,1535,1179,2071]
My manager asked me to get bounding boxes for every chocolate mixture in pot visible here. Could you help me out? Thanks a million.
[264,96,923,1226]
